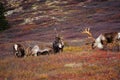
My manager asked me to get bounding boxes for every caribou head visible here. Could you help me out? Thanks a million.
[52,35,64,53]
[13,43,25,57]
[81,28,120,51]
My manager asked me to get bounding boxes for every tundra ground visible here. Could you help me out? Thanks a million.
[0,44,120,80]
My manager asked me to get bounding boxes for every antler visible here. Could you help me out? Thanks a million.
[81,28,94,39]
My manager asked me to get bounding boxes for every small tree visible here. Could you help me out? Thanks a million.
[0,2,9,31]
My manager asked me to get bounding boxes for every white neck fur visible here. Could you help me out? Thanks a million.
[14,44,18,51]
[95,34,105,49]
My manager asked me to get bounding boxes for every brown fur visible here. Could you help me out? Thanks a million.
[101,32,119,51]
[103,32,118,43]
[92,32,119,51]
[14,41,53,57]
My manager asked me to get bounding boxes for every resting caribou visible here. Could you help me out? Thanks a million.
[31,45,51,56]
[13,43,25,57]
[82,28,120,51]
[52,36,64,53]
[13,43,52,57]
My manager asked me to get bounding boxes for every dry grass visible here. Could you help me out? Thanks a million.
[64,46,83,52]
[64,45,93,54]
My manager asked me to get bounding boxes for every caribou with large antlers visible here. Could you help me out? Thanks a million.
[81,28,120,51]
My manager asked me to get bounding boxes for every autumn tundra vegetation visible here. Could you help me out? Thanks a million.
[0,40,120,80]
[0,0,120,80]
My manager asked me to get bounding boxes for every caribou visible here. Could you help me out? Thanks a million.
[13,43,52,57]
[13,43,25,57]
[31,45,51,56]
[13,43,33,57]
[81,28,120,51]
[52,35,64,53]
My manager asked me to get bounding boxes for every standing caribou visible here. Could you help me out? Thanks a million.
[81,28,120,51]
[52,35,64,53]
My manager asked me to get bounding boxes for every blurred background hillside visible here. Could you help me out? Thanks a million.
[0,0,120,43]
